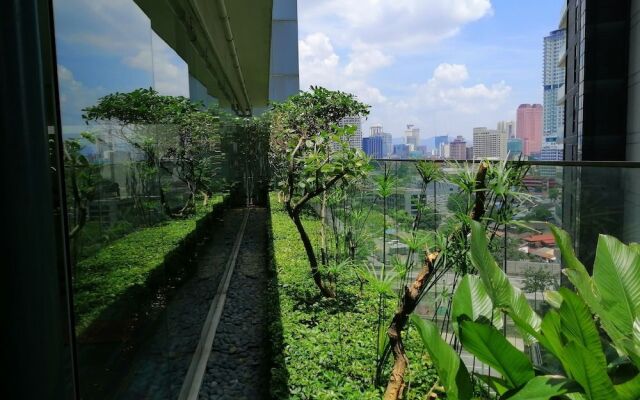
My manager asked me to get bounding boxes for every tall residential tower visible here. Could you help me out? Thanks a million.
[542,29,566,161]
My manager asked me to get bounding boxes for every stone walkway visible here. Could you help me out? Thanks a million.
[199,207,270,400]
[117,208,254,399]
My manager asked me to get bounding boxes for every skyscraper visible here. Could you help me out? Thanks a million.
[542,29,566,161]
[340,116,362,150]
[473,128,507,159]
[362,136,383,158]
[370,124,393,157]
[449,136,467,160]
[497,120,515,138]
[405,124,420,150]
[516,104,543,157]
[561,0,638,267]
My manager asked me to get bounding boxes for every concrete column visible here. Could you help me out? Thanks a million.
[268,0,300,103]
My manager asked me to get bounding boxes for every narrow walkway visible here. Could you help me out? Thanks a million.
[119,208,250,399]
[198,207,270,400]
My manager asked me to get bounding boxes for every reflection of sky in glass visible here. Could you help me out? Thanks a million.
[53,0,189,128]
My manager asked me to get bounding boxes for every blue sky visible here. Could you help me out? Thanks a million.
[53,0,189,128]
[298,0,563,141]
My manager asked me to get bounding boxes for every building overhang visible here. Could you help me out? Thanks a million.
[559,4,568,29]
[134,0,273,115]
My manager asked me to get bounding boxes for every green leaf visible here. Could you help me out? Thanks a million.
[458,319,534,389]
[451,274,503,335]
[557,288,607,368]
[410,315,473,400]
[476,374,510,396]
[592,235,640,349]
[470,221,541,342]
[505,375,573,400]
[562,341,617,400]
[615,374,640,400]
[543,290,563,309]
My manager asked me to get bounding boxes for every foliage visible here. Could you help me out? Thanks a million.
[82,88,225,214]
[525,204,553,222]
[268,196,438,399]
[522,266,557,310]
[413,220,640,400]
[269,86,371,297]
[63,133,103,240]
[74,197,224,334]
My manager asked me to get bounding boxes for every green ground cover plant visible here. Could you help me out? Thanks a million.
[268,195,438,399]
[74,196,224,334]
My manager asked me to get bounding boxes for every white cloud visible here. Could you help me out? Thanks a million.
[300,0,493,51]
[431,63,469,84]
[57,64,106,125]
[299,33,387,105]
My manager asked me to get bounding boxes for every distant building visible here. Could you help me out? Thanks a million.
[362,136,383,158]
[340,116,362,150]
[393,144,410,158]
[473,127,507,159]
[434,135,449,152]
[466,146,474,160]
[370,124,393,157]
[542,29,566,161]
[507,138,523,159]
[405,124,420,150]
[516,104,543,156]
[497,120,515,138]
[449,136,467,160]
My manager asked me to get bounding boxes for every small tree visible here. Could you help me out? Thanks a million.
[270,86,370,298]
[522,266,556,311]
[83,88,224,215]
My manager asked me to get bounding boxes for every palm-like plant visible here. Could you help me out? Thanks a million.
[412,220,640,400]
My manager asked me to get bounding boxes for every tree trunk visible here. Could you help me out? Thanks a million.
[383,163,488,400]
[384,253,438,399]
[290,210,336,298]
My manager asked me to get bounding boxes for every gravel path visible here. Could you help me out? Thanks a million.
[118,208,252,399]
[199,207,270,400]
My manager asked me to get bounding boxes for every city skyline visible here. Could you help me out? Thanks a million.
[299,0,563,141]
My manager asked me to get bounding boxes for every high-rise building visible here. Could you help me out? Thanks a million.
[340,116,363,150]
[449,136,467,160]
[561,0,639,267]
[370,124,383,136]
[466,146,474,160]
[405,124,420,150]
[473,127,507,159]
[362,136,383,158]
[507,138,523,159]
[542,29,566,161]
[516,104,543,157]
[370,124,393,157]
[393,144,410,158]
[497,121,515,138]
[382,132,393,157]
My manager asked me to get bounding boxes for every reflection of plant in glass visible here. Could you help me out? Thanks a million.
[270,86,370,298]
[63,133,101,240]
[82,88,224,216]
[412,221,640,400]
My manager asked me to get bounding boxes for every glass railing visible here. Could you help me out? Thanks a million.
[320,159,640,374]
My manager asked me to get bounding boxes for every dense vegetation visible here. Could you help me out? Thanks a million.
[75,196,224,334]
[268,195,438,399]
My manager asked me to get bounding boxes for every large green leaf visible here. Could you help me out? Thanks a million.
[470,221,541,342]
[410,315,473,400]
[557,288,607,368]
[458,319,534,389]
[550,225,635,362]
[592,234,640,348]
[505,375,574,400]
[615,374,640,400]
[451,274,502,335]
[562,341,617,400]
[549,225,600,309]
